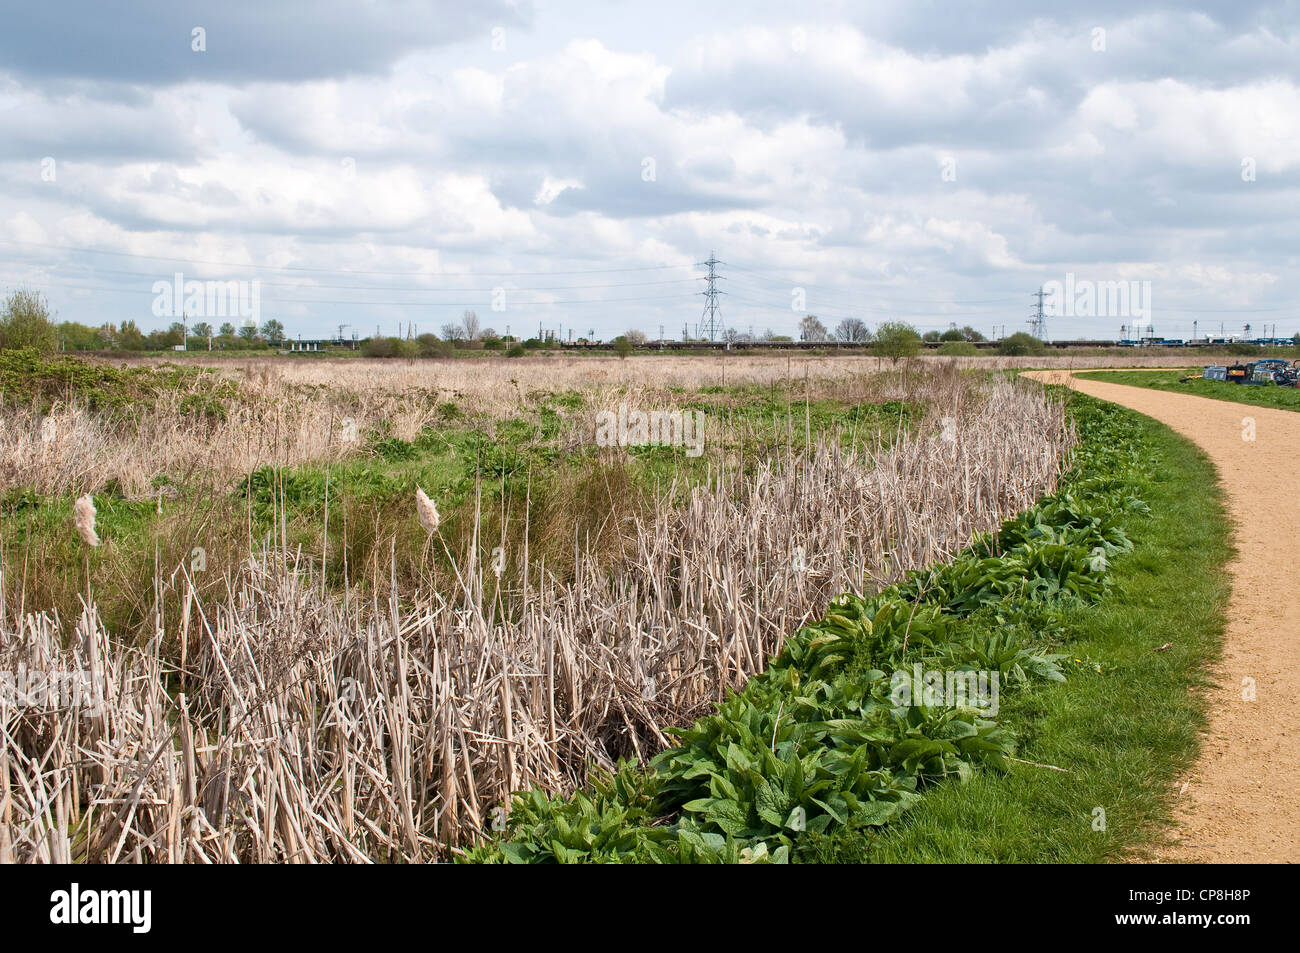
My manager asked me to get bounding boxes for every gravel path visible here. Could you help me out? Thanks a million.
[1027,370,1299,863]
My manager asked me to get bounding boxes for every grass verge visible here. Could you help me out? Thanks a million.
[465,394,1231,863]
[1077,368,1300,413]
[802,399,1231,862]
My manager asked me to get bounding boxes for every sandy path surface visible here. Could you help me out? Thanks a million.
[1026,371,1300,863]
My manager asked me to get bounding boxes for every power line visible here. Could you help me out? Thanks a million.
[726,263,1023,305]
[0,273,698,308]
[0,238,695,278]
[7,260,702,294]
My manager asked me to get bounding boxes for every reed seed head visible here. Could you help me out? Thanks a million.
[416,487,440,534]
[74,493,100,547]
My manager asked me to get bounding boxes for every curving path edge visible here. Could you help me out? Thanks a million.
[1025,370,1300,864]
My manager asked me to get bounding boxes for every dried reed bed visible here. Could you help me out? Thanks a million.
[3,350,1168,499]
[1,374,1070,863]
[156,350,1191,407]
[0,370,440,498]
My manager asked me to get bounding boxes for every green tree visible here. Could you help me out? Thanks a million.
[118,320,145,350]
[872,321,922,367]
[0,289,57,354]
[191,321,213,338]
[261,319,286,346]
[996,332,1046,356]
[56,320,103,351]
[939,328,966,342]
[612,335,633,359]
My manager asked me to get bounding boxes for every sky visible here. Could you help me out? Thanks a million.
[2,0,1299,342]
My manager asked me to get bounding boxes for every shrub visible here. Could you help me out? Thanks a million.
[937,341,978,356]
[507,344,527,358]
[872,322,922,365]
[0,290,57,355]
[361,336,397,358]
[997,332,1046,356]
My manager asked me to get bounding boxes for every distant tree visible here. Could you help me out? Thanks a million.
[56,320,103,351]
[260,319,286,346]
[872,321,922,367]
[996,332,1046,356]
[624,328,647,346]
[219,322,237,337]
[416,333,443,357]
[191,321,213,338]
[939,328,965,342]
[461,310,481,341]
[117,320,145,350]
[361,336,397,358]
[612,335,633,360]
[441,323,466,343]
[237,323,258,342]
[960,326,986,342]
[0,289,57,354]
[921,330,942,343]
[799,314,829,343]
[937,340,979,356]
[834,318,871,344]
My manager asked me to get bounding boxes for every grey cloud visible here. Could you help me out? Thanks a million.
[0,0,532,85]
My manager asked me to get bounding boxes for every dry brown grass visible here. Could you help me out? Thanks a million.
[0,350,1164,500]
[0,367,1071,863]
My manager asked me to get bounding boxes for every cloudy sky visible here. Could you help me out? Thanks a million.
[2,0,1298,341]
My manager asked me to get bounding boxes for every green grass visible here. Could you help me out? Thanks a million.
[2,382,914,637]
[801,404,1231,862]
[1078,368,1300,413]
